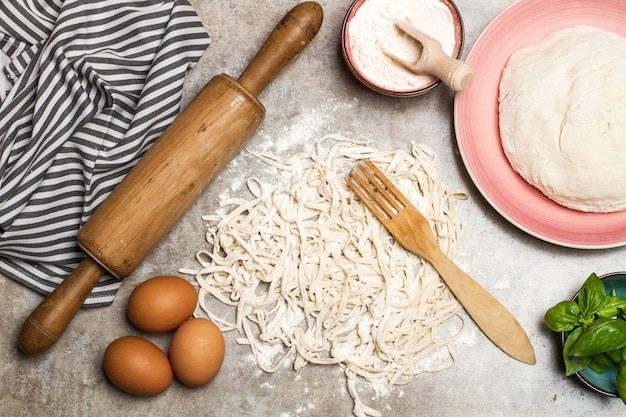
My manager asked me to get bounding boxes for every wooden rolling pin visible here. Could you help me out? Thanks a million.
[18,2,324,355]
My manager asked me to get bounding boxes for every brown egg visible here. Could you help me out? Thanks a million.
[127,275,198,333]
[103,336,173,396]
[169,318,225,387]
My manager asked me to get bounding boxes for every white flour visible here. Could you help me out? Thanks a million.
[348,0,456,91]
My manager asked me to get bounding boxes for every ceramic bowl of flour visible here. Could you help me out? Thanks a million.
[341,0,465,97]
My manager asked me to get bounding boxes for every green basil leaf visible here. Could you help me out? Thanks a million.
[617,361,626,405]
[606,348,623,364]
[570,317,626,357]
[577,273,606,317]
[588,353,613,374]
[597,295,626,318]
[544,300,581,332]
[563,326,590,376]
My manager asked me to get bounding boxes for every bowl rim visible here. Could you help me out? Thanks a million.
[559,271,626,397]
[341,0,465,97]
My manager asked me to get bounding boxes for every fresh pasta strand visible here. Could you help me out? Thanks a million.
[180,134,467,417]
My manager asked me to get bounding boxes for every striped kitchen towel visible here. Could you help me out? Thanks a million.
[0,0,210,306]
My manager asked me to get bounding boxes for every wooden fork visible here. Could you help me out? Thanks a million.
[347,160,536,365]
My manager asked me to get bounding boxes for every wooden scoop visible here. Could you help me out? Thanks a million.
[18,2,324,355]
[384,19,474,92]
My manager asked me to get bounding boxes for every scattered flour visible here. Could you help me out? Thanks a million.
[492,273,511,291]
[260,381,275,390]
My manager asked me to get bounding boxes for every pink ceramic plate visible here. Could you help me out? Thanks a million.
[454,0,626,249]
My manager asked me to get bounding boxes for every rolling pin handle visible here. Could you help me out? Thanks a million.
[238,1,323,96]
[18,257,107,355]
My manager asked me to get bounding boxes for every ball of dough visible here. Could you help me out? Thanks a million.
[499,25,626,212]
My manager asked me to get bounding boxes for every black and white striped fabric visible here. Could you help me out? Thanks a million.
[0,0,210,306]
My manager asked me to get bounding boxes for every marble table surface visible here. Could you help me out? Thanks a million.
[2,0,624,416]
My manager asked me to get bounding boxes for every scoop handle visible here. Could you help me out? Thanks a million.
[17,2,323,355]
[425,50,474,92]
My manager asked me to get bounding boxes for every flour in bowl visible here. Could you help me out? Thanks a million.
[348,0,456,91]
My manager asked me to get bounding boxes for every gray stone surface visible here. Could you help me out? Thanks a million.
[1,0,623,416]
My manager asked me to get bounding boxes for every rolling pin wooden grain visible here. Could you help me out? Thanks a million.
[18,2,324,355]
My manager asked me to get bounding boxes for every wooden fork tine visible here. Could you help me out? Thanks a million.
[356,163,400,215]
[347,159,411,220]
[347,167,393,222]
[362,160,411,209]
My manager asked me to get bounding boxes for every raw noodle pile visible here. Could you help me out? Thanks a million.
[181,135,467,417]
